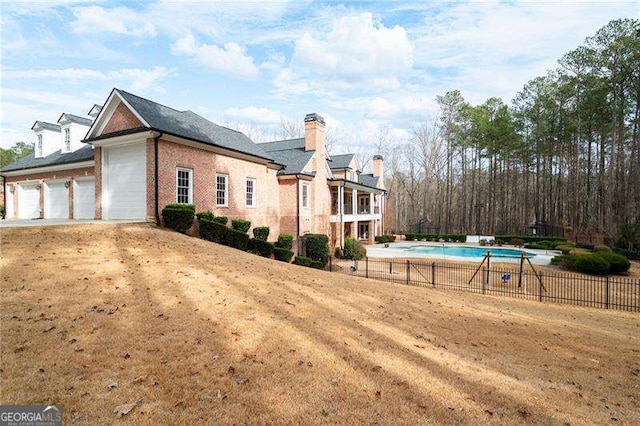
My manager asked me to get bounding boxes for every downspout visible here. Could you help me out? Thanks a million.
[296,177,301,255]
[154,132,163,224]
[1,175,5,220]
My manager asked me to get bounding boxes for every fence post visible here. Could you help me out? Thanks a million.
[389,261,392,275]
[406,260,410,285]
[366,257,369,279]
[329,256,332,272]
[605,276,610,309]
[539,278,543,302]
[482,268,486,294]
[431,262,436,288]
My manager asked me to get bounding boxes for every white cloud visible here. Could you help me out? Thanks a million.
[223,106,282,124]
[171,34,259,78]
[71,5,157,38]
[3,67,174,92]
[276,12,414,95]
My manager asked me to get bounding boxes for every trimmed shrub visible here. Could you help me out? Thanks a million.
[213,216,228,225]
[404,233,415,241]
[334,246,344,258]
[305,234,329,267]
[275,234,293,250]
[510,238,525,247]
[556,245,574,255]
[248,238,274,258]
[226,227,250,251]
[294,256,312,267]
[613,248,640,260]
[574,254,610,275]
[555,242,575,249]
[524,240,557,250]
[199,219,228,244]
[343,237,367,260]
[274,247,294,263]
[479,239,487,246]
[593,244,612,252]
[252,226,270,241]
[595,251,631,274]
[576,242,595,251]
[231,219,251,233]
[310,260,325,269]
[497,235,567,245]
[161,204,195,233]
[550,254,578,270]
[375,235,396,244]
[0,205,4,218]
[196,211,215,222]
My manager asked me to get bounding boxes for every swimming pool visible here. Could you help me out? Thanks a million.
[404,245,535,259]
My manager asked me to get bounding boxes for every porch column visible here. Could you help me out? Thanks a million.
[338,186,344,215]
[369,220,375,244]
[369,192,374,215]
[352,188,358,215]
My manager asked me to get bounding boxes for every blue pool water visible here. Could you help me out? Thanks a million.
[405,245,535,259]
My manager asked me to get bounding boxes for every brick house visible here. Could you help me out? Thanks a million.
[1,88,385,250]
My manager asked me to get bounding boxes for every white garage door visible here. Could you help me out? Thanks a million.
[45,181,69,219]
[18,183,40,219]
[74,178,95,220]
[104,143,146,220]
[4,185,15,219]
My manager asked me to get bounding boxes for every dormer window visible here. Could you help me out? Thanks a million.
[64,128,71,152]
[36,135,43,157]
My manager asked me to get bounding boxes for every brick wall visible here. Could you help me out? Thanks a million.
[102,102,143,134]
[5,166,95,219]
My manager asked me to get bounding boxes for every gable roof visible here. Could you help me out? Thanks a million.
[269,149,314,175]
[329,153,354,170]
[58,113,93,126]
[358,173,380,188]
[31,121,61,132]
[259,138,305,152]
[1,145,94,173]
[87,89,273,162]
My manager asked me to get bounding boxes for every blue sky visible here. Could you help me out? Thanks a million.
[1,1,637,155]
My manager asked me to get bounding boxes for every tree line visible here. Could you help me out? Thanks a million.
[383,18,639,239]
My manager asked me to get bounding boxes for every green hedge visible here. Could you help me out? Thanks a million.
[226,227,249,250]
[294,256,312,267]
[0,205,5,218]
[248,238,274,258]
[275,234,293,250]
[343,237,367,260]
[162,204,195,233]
[252,226,270,241]
[310,260,325,269]
[404,233,466,242]
[595,251,630,274]
[375,235,396,244]
[231,219,251,233]
[213,216,228,225]
[574,254,610,275]
[613,248,640,260]
[305,234,329,267]
[274,247,294,263]
[497,235,567,244]
[199,219,228,244]
[196,211,214,222]
[523,240,558,250]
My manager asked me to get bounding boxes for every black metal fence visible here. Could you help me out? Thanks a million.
[328,257,640,312]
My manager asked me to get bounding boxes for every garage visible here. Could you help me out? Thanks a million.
[4,185,15,219]
[45,181,70,219]
[18,183,40,219]
[103,143,146,220]
[74,177,95,220]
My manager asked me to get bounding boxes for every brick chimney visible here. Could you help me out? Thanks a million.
[304,113,326,157]
[373,154,384,189]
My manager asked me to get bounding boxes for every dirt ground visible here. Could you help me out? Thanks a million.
[1,224,639,424]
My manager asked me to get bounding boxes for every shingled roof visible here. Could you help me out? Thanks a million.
[358,174,380,188]
[58,113,93,126]
[1,145,94,173]
[88,89,273,162]
[329,153,354,169]
[259,138,305,153]
[31,121,61,132]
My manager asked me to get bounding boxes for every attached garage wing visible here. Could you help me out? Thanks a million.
[74,178,95,220]
[45,181,70,219]
[103,143,147,220]
[18,183,40,219]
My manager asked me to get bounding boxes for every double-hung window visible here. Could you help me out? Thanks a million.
[64,128,71,152]
[36,135,43,157]
[246,178,255,207]
[176,168,193,204]
[302,183,309,208]
[216,174,228,207]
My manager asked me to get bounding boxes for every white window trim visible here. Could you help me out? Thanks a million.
[176,167,193,204]
[302,183,310,209]
[216,173,229,207]
[246,178,256,208]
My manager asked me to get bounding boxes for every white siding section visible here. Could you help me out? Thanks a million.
[5,185,15,218]
[18,183,40,219]
[103,143,146,220]
[44,181,69,219]
[74,178,95,220]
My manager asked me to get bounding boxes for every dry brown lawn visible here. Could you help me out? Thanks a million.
[1,224,639,424]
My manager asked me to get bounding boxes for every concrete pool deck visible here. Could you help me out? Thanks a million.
[366,241,558,265]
